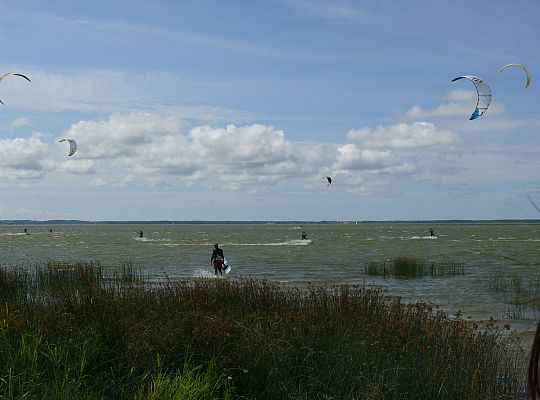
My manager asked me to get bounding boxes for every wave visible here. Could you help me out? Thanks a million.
[134,237,172,242]
[227,239,313,246]
[192,268,223,279]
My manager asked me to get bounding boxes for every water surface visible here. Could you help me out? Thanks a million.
[2,222,540,340]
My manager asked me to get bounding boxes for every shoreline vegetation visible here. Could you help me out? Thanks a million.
[0,261,526,399]
[364,257,465,279]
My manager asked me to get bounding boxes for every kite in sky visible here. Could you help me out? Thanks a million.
[497,63,531,89]
[451,75,492,120]
[59,138,77,156]
[323,176,332,186]
[0,72,31,105]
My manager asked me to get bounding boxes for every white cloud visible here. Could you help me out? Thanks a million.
[0,136,49,179]
[335,144,394,170]
[10,117,30,130]
[0,110,496,196]
[64,112,185,159]
[54,159,96,175]
[347,122,460,148]
[401,90,505,120]
[47,111,429,192]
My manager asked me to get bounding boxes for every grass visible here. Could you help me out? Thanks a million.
[488,273,540,319]
[0,261,524,399]
[365,256,465,279]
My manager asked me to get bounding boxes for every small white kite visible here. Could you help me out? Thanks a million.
[59,138,77,156]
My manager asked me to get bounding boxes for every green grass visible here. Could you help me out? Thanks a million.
[0,261,524,399]
[487,273,540,319]
[365,256,465,279]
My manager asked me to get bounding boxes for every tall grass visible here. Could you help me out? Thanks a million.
[488,273,540,319]
[365,256,465,279]
[0,261,524,399]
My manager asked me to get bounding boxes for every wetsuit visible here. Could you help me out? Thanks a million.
[211,248,224,275]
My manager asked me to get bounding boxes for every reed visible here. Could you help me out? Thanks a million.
[364,256,465,279]
[0,261,523,399]
[488,273,540,319]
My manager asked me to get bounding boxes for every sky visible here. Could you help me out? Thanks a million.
[0,0,539,221]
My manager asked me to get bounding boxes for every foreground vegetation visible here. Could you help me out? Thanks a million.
[364,256,465,279]
[0,261,525,399]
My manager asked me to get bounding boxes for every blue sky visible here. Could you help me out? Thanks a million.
[0,0,539,221]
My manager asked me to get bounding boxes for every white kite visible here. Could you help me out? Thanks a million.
[59,138,77,156]
[451,75,492,120]
[0,72,31,106]
[497,63,531,89]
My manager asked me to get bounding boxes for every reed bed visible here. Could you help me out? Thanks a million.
[488,273,540,319]
[364,256,465,279]
[0,261,524,399]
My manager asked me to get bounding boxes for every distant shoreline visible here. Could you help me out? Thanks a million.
[1,219,539,225]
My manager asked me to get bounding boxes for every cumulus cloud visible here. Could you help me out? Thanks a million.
[0,136,49,179]
[335,145,394,170]
[0,111,469,195]
[50,111,431,192]
[347,122,460,148]
[401,90,504,120]
[64,112,185,159]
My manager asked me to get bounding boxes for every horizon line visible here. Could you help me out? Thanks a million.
[1,219,539,224]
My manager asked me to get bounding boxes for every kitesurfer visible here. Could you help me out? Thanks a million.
[210,243,225,275]
[24,228,28,235]
[138,230,143,238]
[301,230,308,240]
[429,228,435,237]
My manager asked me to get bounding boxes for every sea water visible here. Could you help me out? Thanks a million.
[2,222,540,340]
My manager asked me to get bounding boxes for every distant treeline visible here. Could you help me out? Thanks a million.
[1,219,539,225]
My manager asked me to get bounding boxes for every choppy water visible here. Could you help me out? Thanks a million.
[2,222,540,339]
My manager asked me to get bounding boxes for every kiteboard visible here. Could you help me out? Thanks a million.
[223,259,231,274]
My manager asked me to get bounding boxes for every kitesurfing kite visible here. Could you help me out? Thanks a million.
[323,176,332,186]
[0,72,31,105]
[528,192,540,214]
[59,138,77,156]
[497,63,531,88]
[451,75,492,120]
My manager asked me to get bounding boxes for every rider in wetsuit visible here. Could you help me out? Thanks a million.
[211,243,225,275]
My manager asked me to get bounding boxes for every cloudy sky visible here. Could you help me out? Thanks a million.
[0,0,539,221]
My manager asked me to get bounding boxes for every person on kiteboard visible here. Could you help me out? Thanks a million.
[211,243,225,275]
